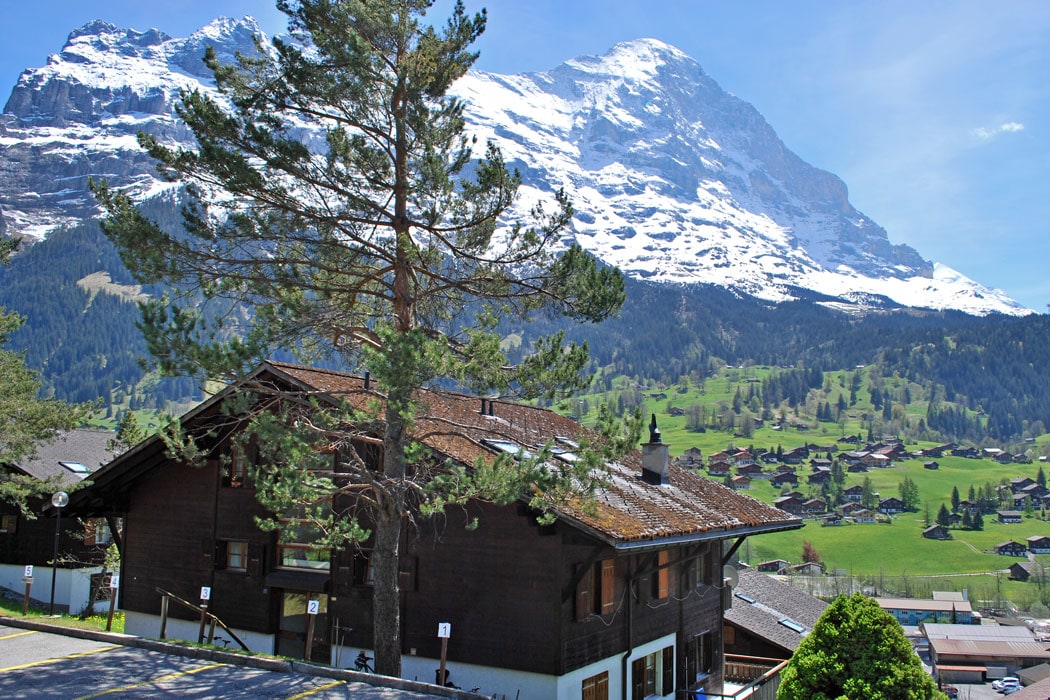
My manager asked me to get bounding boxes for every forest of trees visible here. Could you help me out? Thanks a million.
[4,206,1050,445]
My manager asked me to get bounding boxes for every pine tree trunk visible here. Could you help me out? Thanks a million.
[372,504,403,676]
[373,390,408,677]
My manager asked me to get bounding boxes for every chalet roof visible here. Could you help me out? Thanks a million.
[7,429,117,486]
[724,568,828,653]
[77,362,801,549]
[929,636,1050,661]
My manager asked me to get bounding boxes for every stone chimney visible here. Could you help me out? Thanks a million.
[641,413,670,485]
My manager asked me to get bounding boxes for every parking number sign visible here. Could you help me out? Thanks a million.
[24,565,33,578]
[200,586,211,601]
[438,622,451,638]
[307,600,320,615]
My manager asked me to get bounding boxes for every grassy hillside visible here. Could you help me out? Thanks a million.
[559,364,1050,608]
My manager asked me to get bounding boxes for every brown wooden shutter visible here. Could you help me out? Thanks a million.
[575,563,593,621]
[600,559,615,615]
[657,551,670,599]
[662,646,674,695]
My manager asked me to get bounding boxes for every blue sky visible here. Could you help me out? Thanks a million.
[2,1,1048,311]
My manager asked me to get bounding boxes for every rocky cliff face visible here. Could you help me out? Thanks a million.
[0,18,262,238]
[0,21,1028,315]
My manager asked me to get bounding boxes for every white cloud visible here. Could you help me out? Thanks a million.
[973,122,1025,140]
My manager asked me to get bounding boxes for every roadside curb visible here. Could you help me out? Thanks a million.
[0,615,484,699]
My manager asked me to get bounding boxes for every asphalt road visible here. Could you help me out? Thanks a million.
[0,622,443,699]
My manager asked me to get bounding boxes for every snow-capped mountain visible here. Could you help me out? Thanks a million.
[0,19,1030,316]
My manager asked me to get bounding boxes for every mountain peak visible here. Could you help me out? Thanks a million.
[563,37,696,82]
[0,23,1031,316]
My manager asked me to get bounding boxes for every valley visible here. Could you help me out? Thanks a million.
[563,364,1050,611]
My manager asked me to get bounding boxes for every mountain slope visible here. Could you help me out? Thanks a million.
[0,21,1029,316]
[453,38,1025,315]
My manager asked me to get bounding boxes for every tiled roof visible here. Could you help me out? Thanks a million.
[265,362,802,546]
[12,429,117,485]
[724,568,828,653]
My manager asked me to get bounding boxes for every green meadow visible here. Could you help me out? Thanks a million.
[562,365,1050,605]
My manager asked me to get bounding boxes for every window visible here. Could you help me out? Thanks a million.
[59,461,90,475]
[352,550,374,585]
[276,510,331,570]
[278,543,330,570]
[631,646,674,699]
[93,519,112,545]
[684,632,714,688]
[0,514,16,534]
[223,436,257,487]
[226,541,248,571]
[582,671,609,700]
[652,550,670,600]
[575,558,616,620]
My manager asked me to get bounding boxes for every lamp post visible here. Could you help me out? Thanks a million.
[49,490,68,616]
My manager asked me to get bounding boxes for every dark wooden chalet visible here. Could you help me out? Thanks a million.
[0,429,117,614]
[1028,536,1050,554]
[996,541,1028,557]
[878,497,905,514]
[72,362,801,700]
[922,525,950,540]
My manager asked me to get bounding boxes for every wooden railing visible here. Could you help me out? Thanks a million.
[681,655,787,699]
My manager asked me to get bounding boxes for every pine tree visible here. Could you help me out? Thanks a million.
[951,485,960,513]
[0,239,93,513]
[936,503,951,527]
[778,594,943,700]
[94,0,630,676]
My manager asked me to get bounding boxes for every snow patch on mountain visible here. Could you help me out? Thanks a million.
[0,25,1031,316]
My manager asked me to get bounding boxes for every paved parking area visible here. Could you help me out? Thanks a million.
[943,682,1015,700]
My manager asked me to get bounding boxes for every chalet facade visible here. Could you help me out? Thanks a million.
[998,510,1023,524]
[73,362,801,700]
[0,429,118,614]
[1028,536,1050,554]
[922,525,950,540]
[878,497,905,514]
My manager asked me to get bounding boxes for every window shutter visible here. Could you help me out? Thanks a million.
[657,551,670,599]
[600,559,615,615]
[575,563,593,621]
[662,646,674,695]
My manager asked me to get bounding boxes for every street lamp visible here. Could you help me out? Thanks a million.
[49,490,68,616]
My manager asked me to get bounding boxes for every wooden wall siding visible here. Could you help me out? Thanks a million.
[0,500,101,568]
[401,502,565,674]
[122,458,217,622]
[724,624,785,661]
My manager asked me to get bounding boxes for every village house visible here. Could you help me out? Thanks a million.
[754,560,789,574]
[849,508,878,524]
[922,525,951,540]
[770,471,798,488]
[71,362,802,700]
[996,541,1029,557]
[878,497,906,514]
[0,429,118,614]
[1010,561,1049,582]
[925,623,1050,683]
[842,485,864,502]
[875,597,974,626]
[998,510,1024,524]
[773,495,805,516]
[1028,536,1050,554]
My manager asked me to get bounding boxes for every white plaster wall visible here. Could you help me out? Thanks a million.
[0,563,101,615]
[123,610,275,653]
